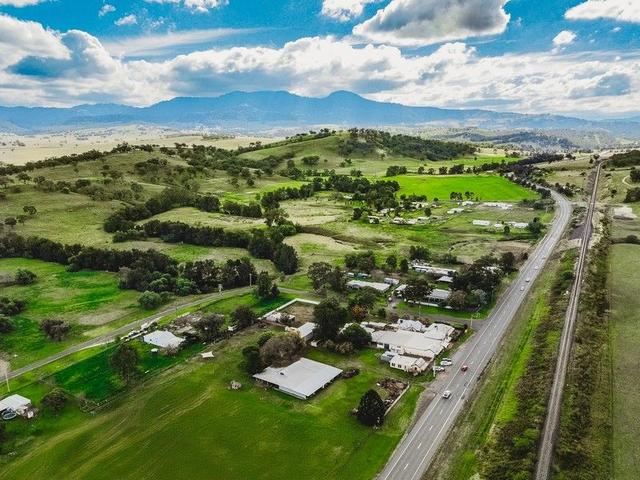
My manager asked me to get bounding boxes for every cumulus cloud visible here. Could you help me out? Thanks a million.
[352,0,510,47]
[145,0,229,14]
[565,0,640,23]
[99,4,116,17]
[321,0,380,21]
[552,30,577,52]
[115,14,138,27]
[0,15,639,116]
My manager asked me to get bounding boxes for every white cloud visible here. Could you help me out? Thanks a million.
[0,0,45,6]
[145,0,228,14]
[565,0,640,23]
[0,14,68,68]
[352,0,510,47]
[99,4,116,17]
[321,0,380,21]
[115,14,138,27]
[553,30,577,47]
[103,28,259,57]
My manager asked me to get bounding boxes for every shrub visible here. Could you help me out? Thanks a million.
[41,389,68,414]
[138,291,163,310]
[40,319,71,341]
[14,269,37,285]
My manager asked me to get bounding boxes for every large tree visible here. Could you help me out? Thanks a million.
[357,389,385,427]
[242,345,264,374]
[313,297,348,341]
[195,314,225,342]
[232,305,258,330]
[259,332,304,367]
[110,344,140,382]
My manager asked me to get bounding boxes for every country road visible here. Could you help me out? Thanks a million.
[379,189,573,480]
[5,286,309,381]
[535,163,602,480]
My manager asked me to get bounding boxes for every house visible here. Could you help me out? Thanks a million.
[0,394,32,417]
[346,279,391,293]
[462,201,475,206]
[389,355,429,374]
[426,289,452,304]
[397,318,427,333]
[287,322,316,342]
[368,216,381,224]
[371,330,444,359]
[437,275,454,284]
[143,330,185,349]
[483,202,513,210]
[423,323,456,348]
[384,277,400,286]
[253,358,343,399]
[410,262,456,277]
[508,221,529,229]
[392,217,406,225]
[472,219,491,226]
[417,217,428,224]
[447,208,465,214]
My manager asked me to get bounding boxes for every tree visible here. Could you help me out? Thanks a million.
[339,324,372,349]
[4,217,16,228]
[40,319,71,341]
[41,389,68,414]
[313,297,348,341]
[357,389,385,427]
[273,243,299,274]
[527,218,543,236]
[195,314,225,342]
[399,258,409,273]
[138,291,163,309]
[448,290,468,310]
[259,332,304,367]
[233,305,258,330]
[242,345,264,374]
[110,344,140,382]
[404,278,434,314]
[14,268,37,285]
[500,252,517,273]
[256,271,278,299]
[503,225,511,236]
[308,262,332,290]
[0,315,14,334]
[386,255,398,270]
[23,205,37,216]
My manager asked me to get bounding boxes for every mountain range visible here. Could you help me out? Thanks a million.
[0,90,638,142]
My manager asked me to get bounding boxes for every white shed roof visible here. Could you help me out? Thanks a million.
[253,358,342,399]
[346,280,390,292]
[372,330,444,359]
[0,394,31,412]
[143,330,185,349]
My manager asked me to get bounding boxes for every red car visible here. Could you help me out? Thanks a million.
[461,364,469,372]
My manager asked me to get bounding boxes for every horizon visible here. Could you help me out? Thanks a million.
[0,1,638,118]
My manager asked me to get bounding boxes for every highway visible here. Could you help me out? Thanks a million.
[535,163,601,479]
[379,189,573,480]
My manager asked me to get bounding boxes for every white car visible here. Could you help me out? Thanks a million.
[520,286,525,291]
[433,366,445,372]
[442,390,452,399]
[525,277,531,282]
[440,360,453,367]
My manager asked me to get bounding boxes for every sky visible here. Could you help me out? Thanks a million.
[0,0,639,118]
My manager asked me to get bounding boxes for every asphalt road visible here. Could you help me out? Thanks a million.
[535,163,601,480]
[379,189,573,480]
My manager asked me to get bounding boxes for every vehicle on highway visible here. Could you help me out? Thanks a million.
[461,364,468,372]
[440,360,453,367]
[525,277,531,282]
[442,390,452,399]
[520,286,525,291]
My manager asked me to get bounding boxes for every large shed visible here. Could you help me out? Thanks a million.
[253,358,343,399]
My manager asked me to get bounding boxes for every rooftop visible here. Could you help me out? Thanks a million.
[253,358,343,399]
[143,330,185,349]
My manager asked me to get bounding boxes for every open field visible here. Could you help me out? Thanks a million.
[0,329,421,480]
[386,174,537,202]
[609,244,640,480]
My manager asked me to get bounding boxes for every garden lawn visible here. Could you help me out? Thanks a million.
[1,330,422,480]
[384,174,537,202]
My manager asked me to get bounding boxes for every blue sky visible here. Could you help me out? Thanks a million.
[0,0,639,117]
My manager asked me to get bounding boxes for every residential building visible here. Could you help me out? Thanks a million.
[143,330,185,349]
[389,355,429,374]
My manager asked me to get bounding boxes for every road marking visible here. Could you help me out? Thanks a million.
[418,442,422,449]
[404,463,409,471]
[429,425,434,431]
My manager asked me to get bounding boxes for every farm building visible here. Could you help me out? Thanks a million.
[287,322,317,342]
[437,275,454,284]
[253,358,343,400]
[143,330,185,349]
[483,202,513,210]
[346,279,391,293]
[0,394,33,418]
[507,221,529,229]
[613,206,637,220]
[447,208,465,214]
[371,330,444,359]
[384,277,400,285]
[410,262,456,277]
[472,220,491,226]
[389,355,429,374]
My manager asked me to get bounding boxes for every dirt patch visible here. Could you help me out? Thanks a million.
[282,302,316,324]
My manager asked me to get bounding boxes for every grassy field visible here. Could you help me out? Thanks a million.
[385,174,537,202]
[609,244,640,479]
[1,329,422,480]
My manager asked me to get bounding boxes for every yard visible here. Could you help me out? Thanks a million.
[0,330,422,480]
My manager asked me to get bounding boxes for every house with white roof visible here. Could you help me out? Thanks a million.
[346,279,391,293]
[423,323,456,348]
[143,330,185,349]
[389,355,429,374]
[253,358,343,399]
[287,322,316,342]
[472,220,491,226]
[0,394,32,417]
[397,319,427,333]
[371,330,444,359]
